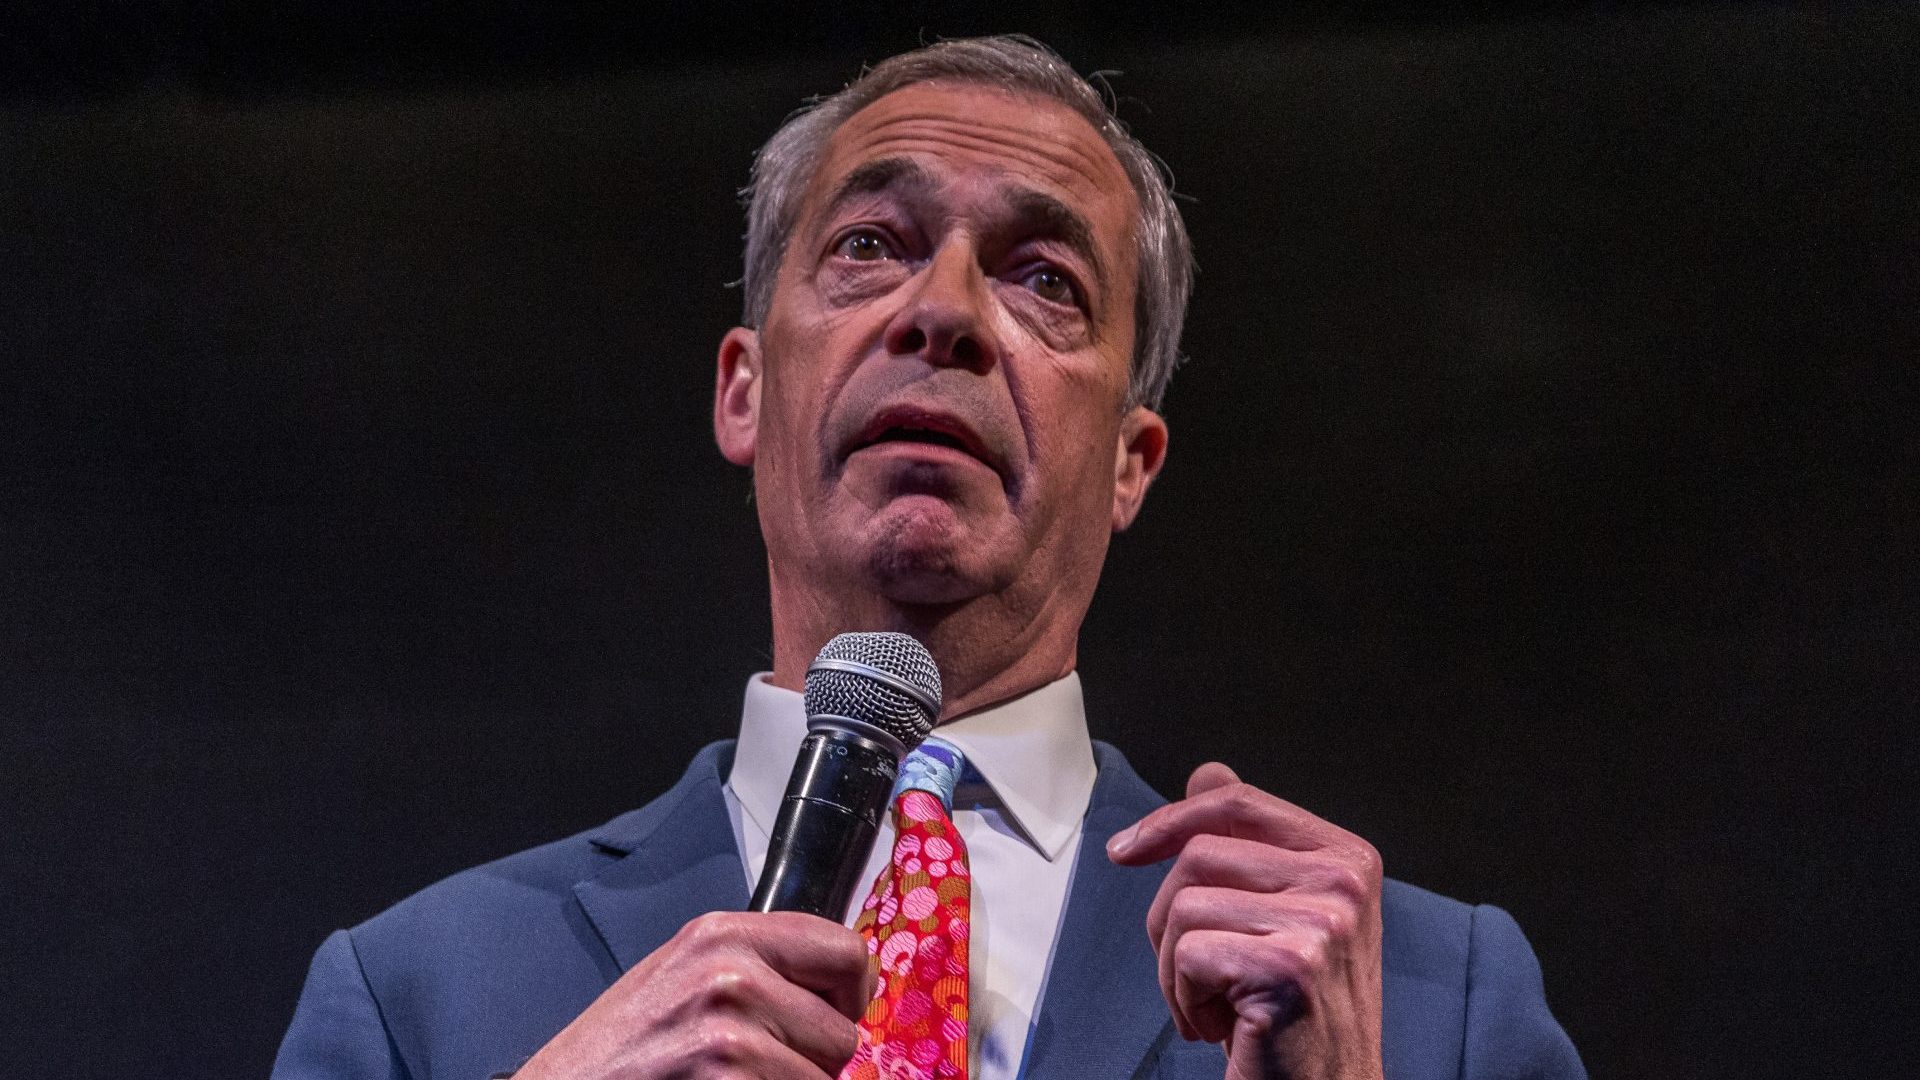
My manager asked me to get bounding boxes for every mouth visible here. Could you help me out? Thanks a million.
[847,405,999,474]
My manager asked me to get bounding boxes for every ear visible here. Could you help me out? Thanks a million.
[1111,405,1168,532]
[713,327,762,466]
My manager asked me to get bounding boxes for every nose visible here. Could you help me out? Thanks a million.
[881,241,1000,375]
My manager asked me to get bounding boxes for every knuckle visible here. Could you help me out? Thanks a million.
[1186,831,1232,863]
[1352,840,1384,879]
[1291,904,1339,935]
[690,1023,753,1067]
[1324,861,1372,899]
[1166,886,1205,926]
[682,910,736,948]
[1281,936,1326,975]
[697,966,753,1012]
[1171,927,1208,969]
[1323,903,1358,938]
[1226,783,1265,815]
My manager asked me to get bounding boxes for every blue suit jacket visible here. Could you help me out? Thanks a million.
[275,741,1584,1080]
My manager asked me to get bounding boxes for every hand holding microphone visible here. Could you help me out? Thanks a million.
[516,633,939,1080]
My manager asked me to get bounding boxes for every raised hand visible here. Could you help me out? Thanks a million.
[1108,763,1385,1080]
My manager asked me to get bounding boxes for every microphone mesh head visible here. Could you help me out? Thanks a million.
[804,632,941,750]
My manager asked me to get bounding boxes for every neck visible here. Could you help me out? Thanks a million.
[766,565,1084,720]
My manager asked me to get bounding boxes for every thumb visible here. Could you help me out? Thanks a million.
[1185,761,1240,799]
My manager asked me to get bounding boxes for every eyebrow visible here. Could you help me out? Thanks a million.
[1001,187,1110,300]
[817,156,1112,301]
[819,157,938,224]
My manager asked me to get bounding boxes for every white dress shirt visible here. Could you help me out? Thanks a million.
[724,671,1097,1080]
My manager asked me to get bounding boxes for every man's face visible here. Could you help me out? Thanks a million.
[716,81,1164,612]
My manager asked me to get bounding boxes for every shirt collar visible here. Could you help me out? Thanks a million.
[728,670,1095,862]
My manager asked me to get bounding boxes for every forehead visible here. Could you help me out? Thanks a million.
[803,81,1138,249]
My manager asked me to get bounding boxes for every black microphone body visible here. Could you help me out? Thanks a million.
[747,632,942,919]
[748,725,900,917]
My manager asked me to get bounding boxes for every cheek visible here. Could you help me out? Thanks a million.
[749,346,829,493]
[754,362,806,449]
[1028,408,1123,501]
[995,286,1094,353]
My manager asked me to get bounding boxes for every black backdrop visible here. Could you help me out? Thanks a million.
[3,3,1914,1077]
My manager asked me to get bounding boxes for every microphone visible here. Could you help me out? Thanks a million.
[748,632,942,918]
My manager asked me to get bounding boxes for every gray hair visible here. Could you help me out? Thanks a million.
[740,34,1193,411]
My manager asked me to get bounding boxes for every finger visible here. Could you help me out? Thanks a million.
[729,955,866,1074]
[1168,928,1244,1045]
[1164,886,1355,950]
[1157,886,1252,1040]
[1160,887,1363,1046]
[1170,929,1310,1047]
[1186,761,1240,799]
[675,1021,843,1080]
[731,912,874,1021]
[1105,764,1243,871]
[1145,836,1369,945]
[1108,781,1355,866]
[755,1033,847,1080]
[1155,886,1324,1037]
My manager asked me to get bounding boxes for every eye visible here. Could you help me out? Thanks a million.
[835,229,895,262]
[1023,265,1079,307]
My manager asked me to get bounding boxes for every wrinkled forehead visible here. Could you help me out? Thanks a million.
[798,81,1140,261]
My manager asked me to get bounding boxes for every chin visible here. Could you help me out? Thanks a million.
[869,557,980,606]
[858,502,997,606]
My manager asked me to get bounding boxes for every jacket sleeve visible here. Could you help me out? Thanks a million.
[1461,905,1585,1080]
[272,930,410,1080]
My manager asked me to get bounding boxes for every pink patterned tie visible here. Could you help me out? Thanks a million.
[839,738,969,1080]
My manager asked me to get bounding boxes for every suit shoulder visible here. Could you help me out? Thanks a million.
[283,742,739,1075]
[1381,876,1475,975]
[350,824,612,947]
[1377,881,1585,1079]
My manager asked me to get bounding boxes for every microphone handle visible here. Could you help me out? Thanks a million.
[748,726,900,918]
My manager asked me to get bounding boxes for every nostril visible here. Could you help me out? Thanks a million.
[896,327,926,354]
[951,337,981,368]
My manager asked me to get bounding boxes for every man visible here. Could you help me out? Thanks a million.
[275,35,1583,1080]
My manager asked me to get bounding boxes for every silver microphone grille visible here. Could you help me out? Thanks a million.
[803,632,942,751]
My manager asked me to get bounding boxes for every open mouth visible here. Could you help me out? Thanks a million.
[866,426,974,453]
[849,407,997,472]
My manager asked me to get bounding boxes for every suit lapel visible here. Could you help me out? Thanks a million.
[573,741,751,972]
[1025,742,1181,1080]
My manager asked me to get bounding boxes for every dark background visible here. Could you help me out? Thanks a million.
[3,2,1914,1077]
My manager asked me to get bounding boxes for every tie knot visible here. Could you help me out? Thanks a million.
[893,735,965,811]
